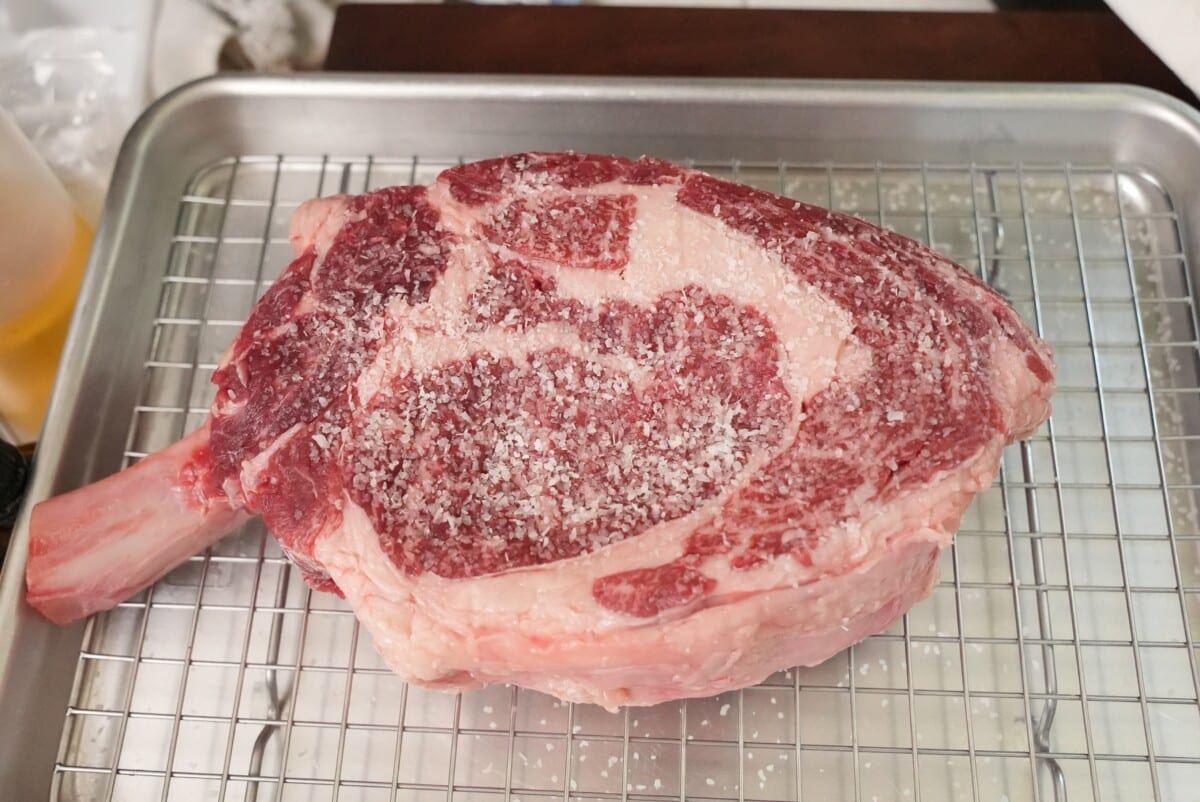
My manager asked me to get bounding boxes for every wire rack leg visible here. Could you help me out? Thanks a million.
[1021,442,1068,802]
[245,567,293,802]
[983,169,1068,801]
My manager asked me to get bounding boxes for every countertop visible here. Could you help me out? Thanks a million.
[326,5,1195,106]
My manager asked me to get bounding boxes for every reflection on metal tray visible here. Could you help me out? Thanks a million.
[1,77,1199,802]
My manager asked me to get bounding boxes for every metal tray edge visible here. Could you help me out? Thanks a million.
[3,73,1200,796]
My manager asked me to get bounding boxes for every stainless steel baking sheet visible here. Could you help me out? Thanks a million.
[2,76,1199,802]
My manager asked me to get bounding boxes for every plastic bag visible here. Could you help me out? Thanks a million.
[0,23,138,222]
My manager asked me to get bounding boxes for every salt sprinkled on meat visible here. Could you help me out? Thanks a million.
[26,152,1054,711]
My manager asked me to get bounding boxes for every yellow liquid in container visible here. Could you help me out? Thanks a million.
[0,214,92,443]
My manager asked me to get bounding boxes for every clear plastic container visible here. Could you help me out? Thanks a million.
[0,106,91,444]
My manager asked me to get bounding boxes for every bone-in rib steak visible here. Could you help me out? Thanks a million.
[27,153,1054,708]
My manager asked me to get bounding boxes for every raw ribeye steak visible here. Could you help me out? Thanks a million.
[27,152,1054,708]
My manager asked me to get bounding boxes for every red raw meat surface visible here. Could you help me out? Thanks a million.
[27,153,1053,708]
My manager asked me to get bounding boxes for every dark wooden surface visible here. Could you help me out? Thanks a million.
[326,5,1194,106]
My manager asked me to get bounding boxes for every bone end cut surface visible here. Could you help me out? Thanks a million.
[25,426,248,624]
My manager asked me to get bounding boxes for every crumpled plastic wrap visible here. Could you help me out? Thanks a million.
[0,22,139,222]
[0,2,338,221]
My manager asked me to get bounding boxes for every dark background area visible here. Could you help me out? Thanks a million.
[995,0,1107,8]
[327,4,1195,108]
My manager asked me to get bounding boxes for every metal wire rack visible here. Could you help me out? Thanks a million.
[47,154,1200,802]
